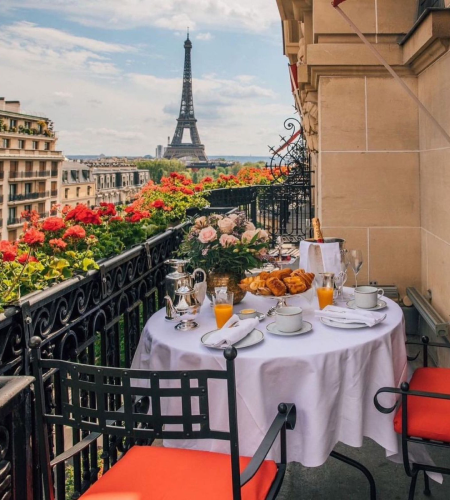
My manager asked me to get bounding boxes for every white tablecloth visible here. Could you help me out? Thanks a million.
[131,288,407,466]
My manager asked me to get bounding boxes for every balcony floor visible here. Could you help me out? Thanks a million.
[278,437,450,499]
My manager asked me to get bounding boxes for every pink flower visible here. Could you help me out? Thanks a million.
[256,229,269,241]
[217,217,236,234]
[219,234,239,248]
[228,213,239,222]
[241,230,258,243]
[198,226,217,244]
[194,216,207,229]
[245,221,256,231]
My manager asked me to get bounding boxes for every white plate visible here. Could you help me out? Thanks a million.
[266,321,313,336]
[201,328,264,349]
[320,317,370,329]
[346,299,387,311]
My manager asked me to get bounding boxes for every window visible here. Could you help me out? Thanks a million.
[18,140,25,149]
[25,183,32,195]
[10,119,17,128]
[2,139,10,148]
[24,204,32,213]
[38,182,45,193]
[44,142,50,151]
[51,161,58,170]
[39,161,46,171]
[38,203,44,213]
[25,161,33,172]
[32,141,39,150]
[51,182,57,191]
[10,161,18,173]
[8,207,16,220]
[111,177,115,187]
[8,230,17,242]
[76,187,80,197]
[9,184,17,196]
[0,161,3,173]
[62,171,68,182]
[24,121,31,129]
[106,177,110,188]
[87,186,92,195]
[70,170,77,182]
[65,188,69,199]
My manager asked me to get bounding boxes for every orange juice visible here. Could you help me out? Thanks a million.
[214,304,233,329]
[317,287,334,310]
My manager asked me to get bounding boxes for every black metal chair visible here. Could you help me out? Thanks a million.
[30,336,296,500]
[374,336,450,499]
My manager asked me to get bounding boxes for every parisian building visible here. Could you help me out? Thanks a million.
[0,98,63,241]
[61,160,96,208]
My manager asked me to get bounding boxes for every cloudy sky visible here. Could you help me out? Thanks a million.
[0,1,294,157]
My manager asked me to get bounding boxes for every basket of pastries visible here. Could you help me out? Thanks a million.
[239,269,315,297]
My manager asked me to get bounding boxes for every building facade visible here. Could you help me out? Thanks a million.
[61,161,96,208]
[155,145,165,158]
[276,0,450,359]
[87,162,150,205]
[0,98,63,241]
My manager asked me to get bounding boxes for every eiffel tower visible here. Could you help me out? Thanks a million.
[164,31,208,162]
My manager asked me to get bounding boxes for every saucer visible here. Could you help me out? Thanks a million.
[346,299,387,311]
[266,321,312,336]
[201,329,264,349]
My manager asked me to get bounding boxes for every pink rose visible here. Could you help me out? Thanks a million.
[241,230,258,243]
[245,221,256,231]
[219,234,239,247]
[194,216,207,228]
[228,213,239,222]
[257,229,269,241]
[198,226,217,243]
[217,217,236,234]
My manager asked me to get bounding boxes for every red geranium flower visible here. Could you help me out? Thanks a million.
[42,217,66,232]
[98,203,117,217]
[182,188,194,195]
[202,177,213,183]
[151,199,165,209]
[63,225,86,240]
[0,241,17,262]
[17,254,39,265]
[109,216,124,222]
[23,228,45,246]
[49,238,67,250]
[170,172,178,178]
[194,185,203,192]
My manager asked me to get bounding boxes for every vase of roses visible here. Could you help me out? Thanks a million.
[179,212,270,304]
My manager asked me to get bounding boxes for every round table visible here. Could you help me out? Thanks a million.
[131,288,407,466]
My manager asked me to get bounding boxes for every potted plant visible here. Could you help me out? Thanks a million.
[178,212,269,304]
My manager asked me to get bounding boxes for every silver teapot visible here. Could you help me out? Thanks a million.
[165,284,201,331]
[164,259,206,303]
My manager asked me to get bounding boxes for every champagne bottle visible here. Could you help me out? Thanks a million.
[312,218,324,243]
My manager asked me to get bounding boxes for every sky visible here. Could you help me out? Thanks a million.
[0,1,295,156]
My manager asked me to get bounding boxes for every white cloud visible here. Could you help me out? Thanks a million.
[196,32,213,41]
[0,19,292,155]
[1,0,279,33]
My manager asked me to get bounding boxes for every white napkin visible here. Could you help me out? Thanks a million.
[315,305,385,327]
[299,240,342,275]
[205,314,259,348]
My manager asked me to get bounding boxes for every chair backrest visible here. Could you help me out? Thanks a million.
[30,336,242,500]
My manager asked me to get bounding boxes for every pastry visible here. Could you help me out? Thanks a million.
[266,277,287,296]
[283,277,307,294]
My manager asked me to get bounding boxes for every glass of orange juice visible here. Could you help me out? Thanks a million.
[213,292,234,329]
[316,273,335,310]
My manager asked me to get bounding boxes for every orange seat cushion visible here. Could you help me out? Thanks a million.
[394,367,450,442]
[80,446,278,500]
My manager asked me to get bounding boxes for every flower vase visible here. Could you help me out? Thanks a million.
[206,271,246,305]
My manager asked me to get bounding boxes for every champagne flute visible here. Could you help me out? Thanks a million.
[348,249,363,290]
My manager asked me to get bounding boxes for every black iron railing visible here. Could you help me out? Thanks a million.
[10,171,50,179]
[418,0,445,17]
[7,217,20,225]
[9,191,49,202]
[0,222,190,498]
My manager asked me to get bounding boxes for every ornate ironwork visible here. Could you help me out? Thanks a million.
[164,31,208,162]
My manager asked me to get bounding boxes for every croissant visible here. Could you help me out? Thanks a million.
[266,277,287,296]
[283,277,307,295]
[293,271,315,290]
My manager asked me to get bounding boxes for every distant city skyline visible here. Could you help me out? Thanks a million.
[0,1,294,156]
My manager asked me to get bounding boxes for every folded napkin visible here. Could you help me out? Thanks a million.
[315,305,385,327]
[205,314,259,348]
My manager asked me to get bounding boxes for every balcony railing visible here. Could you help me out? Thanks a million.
[7,217,20,225]
[38,211,49,219]
[0,222,190,497]
[9,170,50,179]
[51,170,58,177]
[50,189,58,197]
[9,191,49,202]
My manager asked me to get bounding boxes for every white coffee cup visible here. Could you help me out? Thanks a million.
[354,286,384,309]
[276,306,303,332]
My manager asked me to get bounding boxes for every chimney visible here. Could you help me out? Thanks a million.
[5,101,20,113]
[0,98,4,111]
